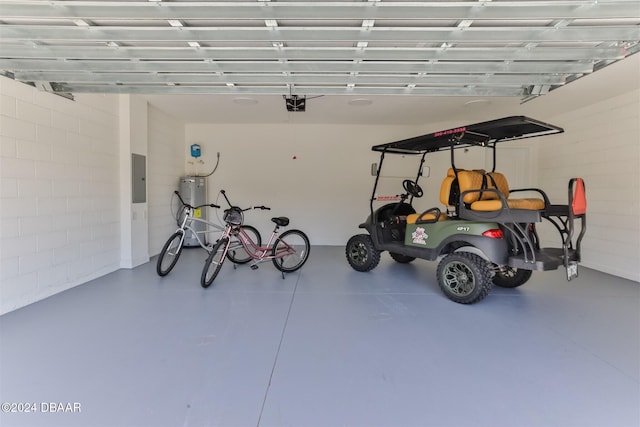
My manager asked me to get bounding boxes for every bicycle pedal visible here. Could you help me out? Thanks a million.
[250,264,259,270]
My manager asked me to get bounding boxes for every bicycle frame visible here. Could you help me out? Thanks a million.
[223,225,296,262]
[174,205,225,250]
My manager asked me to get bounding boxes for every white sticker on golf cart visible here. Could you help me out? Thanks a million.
[412,227,428,245]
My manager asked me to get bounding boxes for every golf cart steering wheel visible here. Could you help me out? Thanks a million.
[402,179,423,198]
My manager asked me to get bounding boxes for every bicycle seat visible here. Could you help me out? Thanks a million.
[271,217,289,227]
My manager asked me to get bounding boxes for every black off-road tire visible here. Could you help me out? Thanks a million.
[346,234,381,272]
[493,267,533,288]
[437,252,493,304]
[390,252,415,264]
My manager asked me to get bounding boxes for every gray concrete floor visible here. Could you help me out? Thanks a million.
[1,246,638,427]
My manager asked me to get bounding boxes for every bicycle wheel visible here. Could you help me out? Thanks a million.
[227,225,261,264]
[271,229,310,273]
[201,238,229,288]
[156,231,184,276]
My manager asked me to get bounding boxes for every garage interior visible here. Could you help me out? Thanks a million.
[1,1,639,426]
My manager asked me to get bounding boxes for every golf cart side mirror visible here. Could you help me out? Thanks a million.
[371,163,377,176]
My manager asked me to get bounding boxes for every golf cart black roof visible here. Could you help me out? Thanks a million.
[372,116,563,154]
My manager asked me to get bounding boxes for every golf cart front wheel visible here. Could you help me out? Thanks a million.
[437,252,492,304]
[346,234,381,272]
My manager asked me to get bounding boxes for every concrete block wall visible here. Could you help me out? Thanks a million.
[533,89,640,281]
[518,55,640,281]
[147,105,185,255]
[0,77,120,314]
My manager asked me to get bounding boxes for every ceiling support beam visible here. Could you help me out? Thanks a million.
[13,71,566,87]
[1,1,636,21]
[2,25,637,44]
[0,45,626,62]
[48,83,531,97]
[2,59,595,75]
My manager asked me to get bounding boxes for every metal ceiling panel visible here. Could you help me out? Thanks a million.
[12,71,565,86]
[0,45,627,62]
[1,58,596,74]
[1,1,635,21]
[3,25,638,43]
[1,0,639,98]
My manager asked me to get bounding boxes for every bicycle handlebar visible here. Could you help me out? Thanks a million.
[237,205,271,212]
[173,190,220,210]
[219,190,270,211]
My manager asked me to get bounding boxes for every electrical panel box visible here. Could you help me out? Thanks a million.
[132,154,146,203]
[179,176,207,247]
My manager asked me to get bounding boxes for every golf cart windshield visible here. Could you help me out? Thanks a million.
[372,116,563,155]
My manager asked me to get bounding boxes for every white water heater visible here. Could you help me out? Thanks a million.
[179,176,207,247]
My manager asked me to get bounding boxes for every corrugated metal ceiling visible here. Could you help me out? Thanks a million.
[1,0,639,100]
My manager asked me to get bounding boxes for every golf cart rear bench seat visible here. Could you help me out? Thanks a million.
[451,168,548,223]
[454,168,546,211]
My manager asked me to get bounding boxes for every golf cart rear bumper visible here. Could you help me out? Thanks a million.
[508,247,579,271]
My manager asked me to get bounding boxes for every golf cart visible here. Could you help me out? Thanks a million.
[345,116,587,304]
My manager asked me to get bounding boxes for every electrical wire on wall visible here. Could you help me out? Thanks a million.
[195,151,221,178]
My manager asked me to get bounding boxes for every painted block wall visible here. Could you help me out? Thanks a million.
[147,105,185,255]
[119,95,150,268]
[0,77,120,314]
[531,90,640,281]
[516,55,640,282]
[184,123,491,246]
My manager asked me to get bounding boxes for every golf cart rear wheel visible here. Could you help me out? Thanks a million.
[390,252,415,264]
[437,252,492,304]
[493,267,532,288]
[346,234,381,272]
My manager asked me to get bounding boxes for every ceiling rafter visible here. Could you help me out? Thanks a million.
[2,25,637,43]
[46,84,534,97]
[13,71,566,87]
[0,45,626,62]
[2,59,596,74]
[1,1,635,21]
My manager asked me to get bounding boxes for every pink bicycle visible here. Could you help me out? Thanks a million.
[201,190,310,288]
